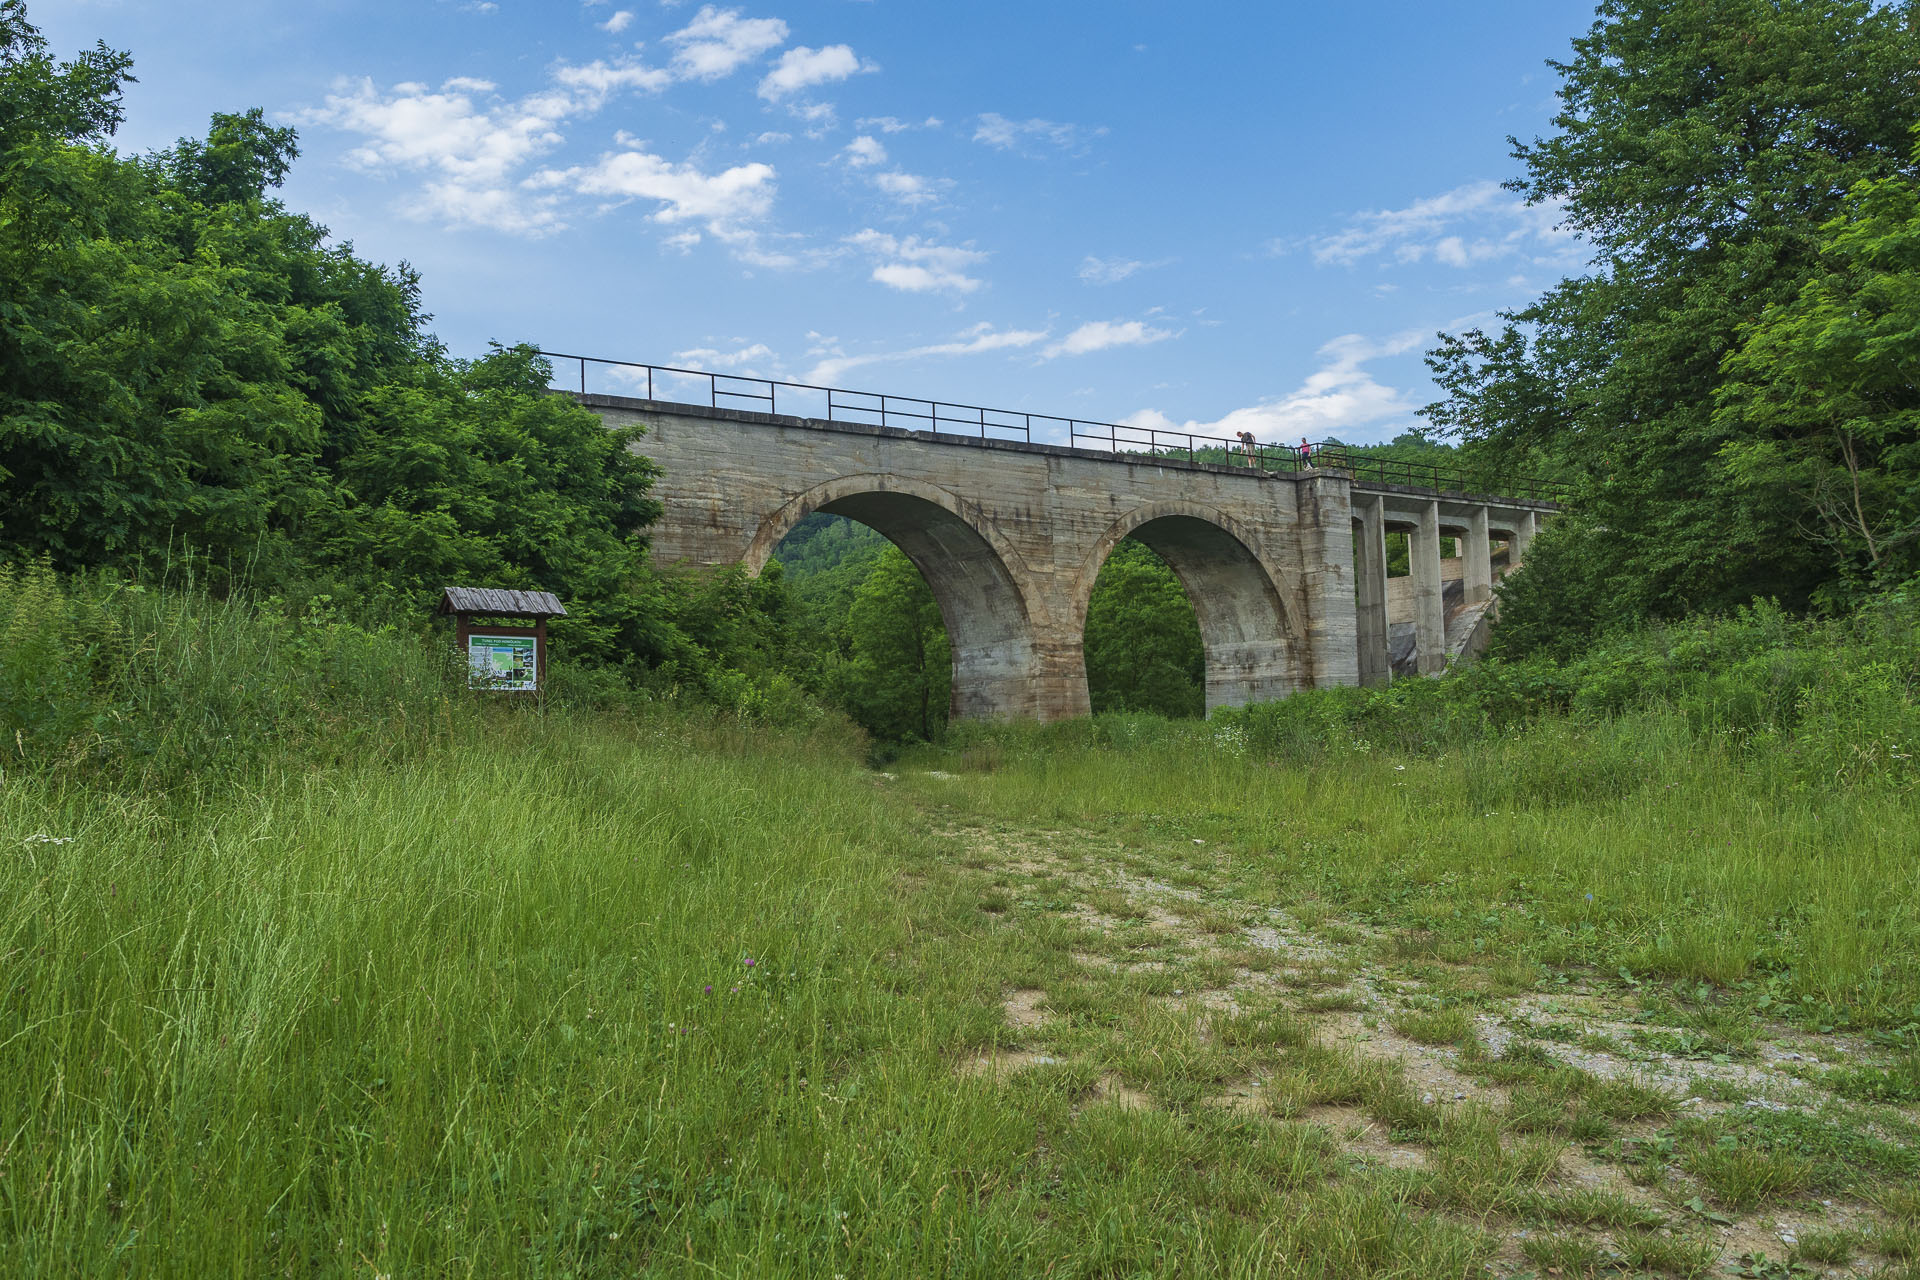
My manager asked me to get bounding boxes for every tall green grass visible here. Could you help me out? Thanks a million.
[1,576,1517,1277]
[921,712,1920,1027]
[0,562,461,793]
[1205,593,1920,791]
[6,567,1919,1275]
[923,592,1920,1029]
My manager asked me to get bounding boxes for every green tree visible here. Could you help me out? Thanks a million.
[1426,0,1920,649]
[1716,147,1920,595]
[1083,539,1205,718]
[323,345,662,662]
[840,547,949,741]
[0,0,131,152]
[0,4,672,672]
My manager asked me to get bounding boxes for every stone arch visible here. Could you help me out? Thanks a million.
[1081,500,1305,713]
[748,474,1042,722]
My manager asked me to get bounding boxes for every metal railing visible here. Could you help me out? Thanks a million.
[1307,445,1571,504]
[537,350,1571,505]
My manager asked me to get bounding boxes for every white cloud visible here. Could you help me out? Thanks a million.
[412,181,563,235]
[841,140,951,208]
[972,112,1104,152]
[871,170,946,207]
[1078,255,1141,285]
[666,6,789,81]
[752,130,791,145]
[842,134,886,167]
[301,76,562,185]
[758,44,874,100]
[847,229,986,293]
[673,342,774,370]
[298,57,813,249]
[856,115,942,133]
[295,69,677,232]
[599,10,634,33]
[532,147,777,233]
[1042,319,1177,360]
[791,101,837,130]
[1305,181,1578,270]
[1122,331,1425,445]
[551,58,672,98]
[1076,254,1173,285]
[808,322,1047,384]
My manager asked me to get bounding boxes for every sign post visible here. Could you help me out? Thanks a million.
[438,588,567,697]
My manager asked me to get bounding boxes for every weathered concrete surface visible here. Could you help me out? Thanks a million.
[1353,495,1390,689]
[1378,497,1545,678]
[579,394,1554,720]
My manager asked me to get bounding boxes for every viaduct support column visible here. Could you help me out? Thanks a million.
[1029,633,1091,722]
[1511,510,1538,570]
[1465,507,1493,605]
[1299,473,1360,689]
[1354,495,1390,687]
[1412,499,1446,676]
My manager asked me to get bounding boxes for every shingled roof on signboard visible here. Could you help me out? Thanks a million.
[437,587,567,617]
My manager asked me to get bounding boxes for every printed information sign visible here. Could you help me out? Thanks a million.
[467,634,538,691]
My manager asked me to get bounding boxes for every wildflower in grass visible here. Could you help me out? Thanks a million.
[745,957,755,967]
[704,984,712,994]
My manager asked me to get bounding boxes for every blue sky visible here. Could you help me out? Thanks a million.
[40,0,1597,447]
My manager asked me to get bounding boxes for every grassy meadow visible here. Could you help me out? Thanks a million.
[4,571,1920,1277]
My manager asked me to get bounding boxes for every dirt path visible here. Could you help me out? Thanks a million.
[927,807,1920,1279]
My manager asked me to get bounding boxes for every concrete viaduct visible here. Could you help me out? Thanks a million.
[574,388,1557,722]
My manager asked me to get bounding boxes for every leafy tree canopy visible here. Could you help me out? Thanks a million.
[1429,0,1920,649]
[840,546,950,742]
[1717,139,1920,596]
[0,4,663,664]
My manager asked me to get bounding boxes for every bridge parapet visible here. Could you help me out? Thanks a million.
[541,351,1571,506]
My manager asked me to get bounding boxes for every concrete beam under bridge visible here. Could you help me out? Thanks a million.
[575,393,1558,720]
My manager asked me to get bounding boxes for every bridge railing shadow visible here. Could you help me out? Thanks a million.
[536,350,1571,505]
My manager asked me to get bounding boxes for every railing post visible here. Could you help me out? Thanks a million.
[579,358,586,395]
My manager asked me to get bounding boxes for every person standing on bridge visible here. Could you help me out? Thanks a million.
[1298,438,1313,468]
[1237,431,1258,468]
